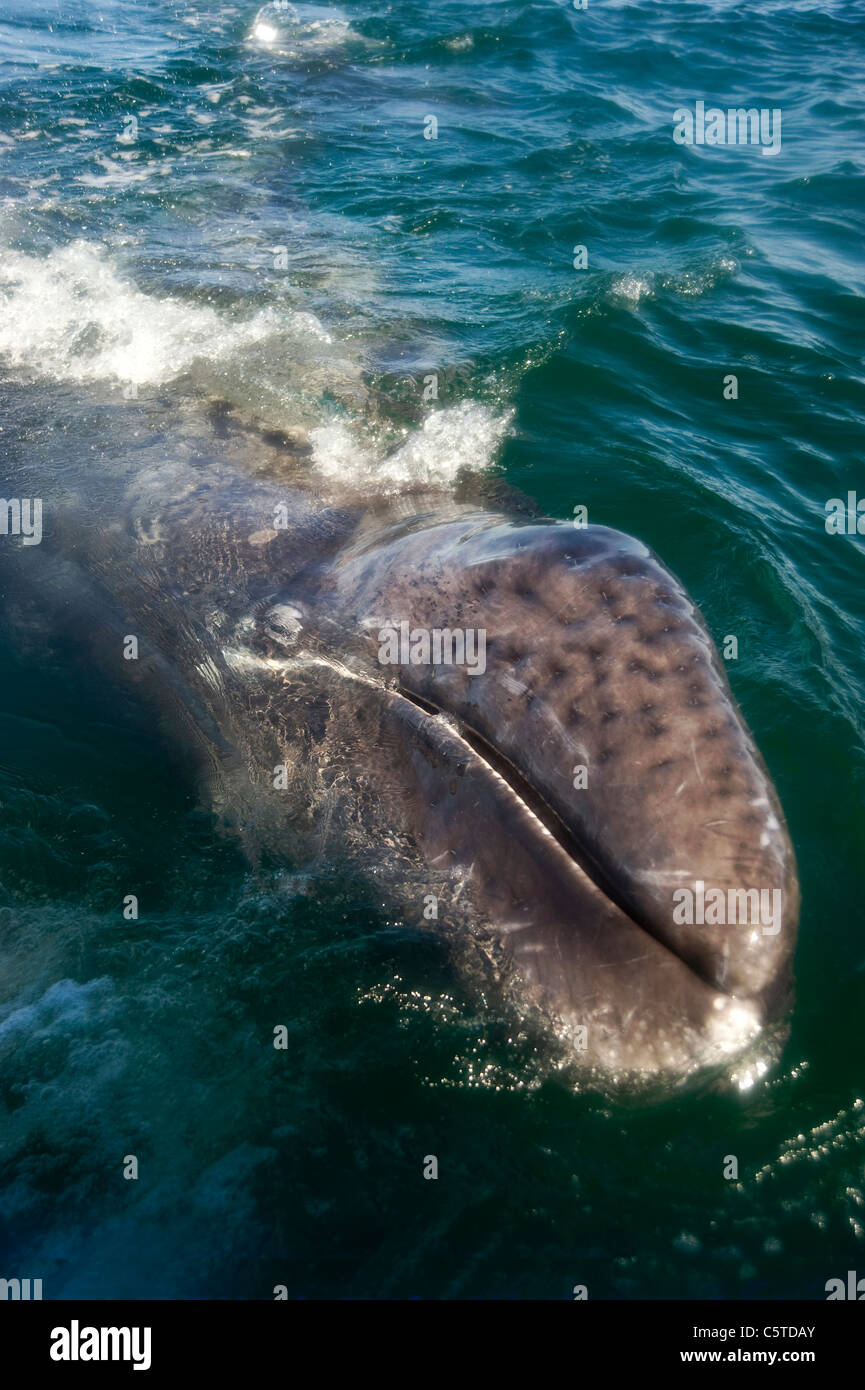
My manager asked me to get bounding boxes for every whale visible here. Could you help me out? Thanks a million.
[0,403,799,1091]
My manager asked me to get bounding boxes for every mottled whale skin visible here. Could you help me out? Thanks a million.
[1,426,799,1090]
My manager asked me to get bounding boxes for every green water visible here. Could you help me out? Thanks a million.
[0,0,863,1297]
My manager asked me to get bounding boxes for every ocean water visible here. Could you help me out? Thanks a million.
[0,0,863,1299]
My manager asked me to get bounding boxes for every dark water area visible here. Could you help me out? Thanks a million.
[0,0,863,1298]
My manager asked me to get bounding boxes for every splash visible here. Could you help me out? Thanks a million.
[247,2,363,57]
[0,240,325,388]
[310,399,513,488]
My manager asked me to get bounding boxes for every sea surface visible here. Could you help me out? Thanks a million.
[0,0,863,1298]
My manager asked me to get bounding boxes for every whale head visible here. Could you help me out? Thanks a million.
[301,513,801,1091]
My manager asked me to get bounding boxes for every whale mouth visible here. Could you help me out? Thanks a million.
[399,686,650,943]
[397,681,795,1021]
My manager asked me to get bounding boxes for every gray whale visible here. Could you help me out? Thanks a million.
[1,410,799,1090]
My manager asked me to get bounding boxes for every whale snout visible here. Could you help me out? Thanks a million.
[338,517,798,1081]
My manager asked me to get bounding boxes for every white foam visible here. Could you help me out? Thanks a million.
[0,240,325,386]
[310,399,513,488]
